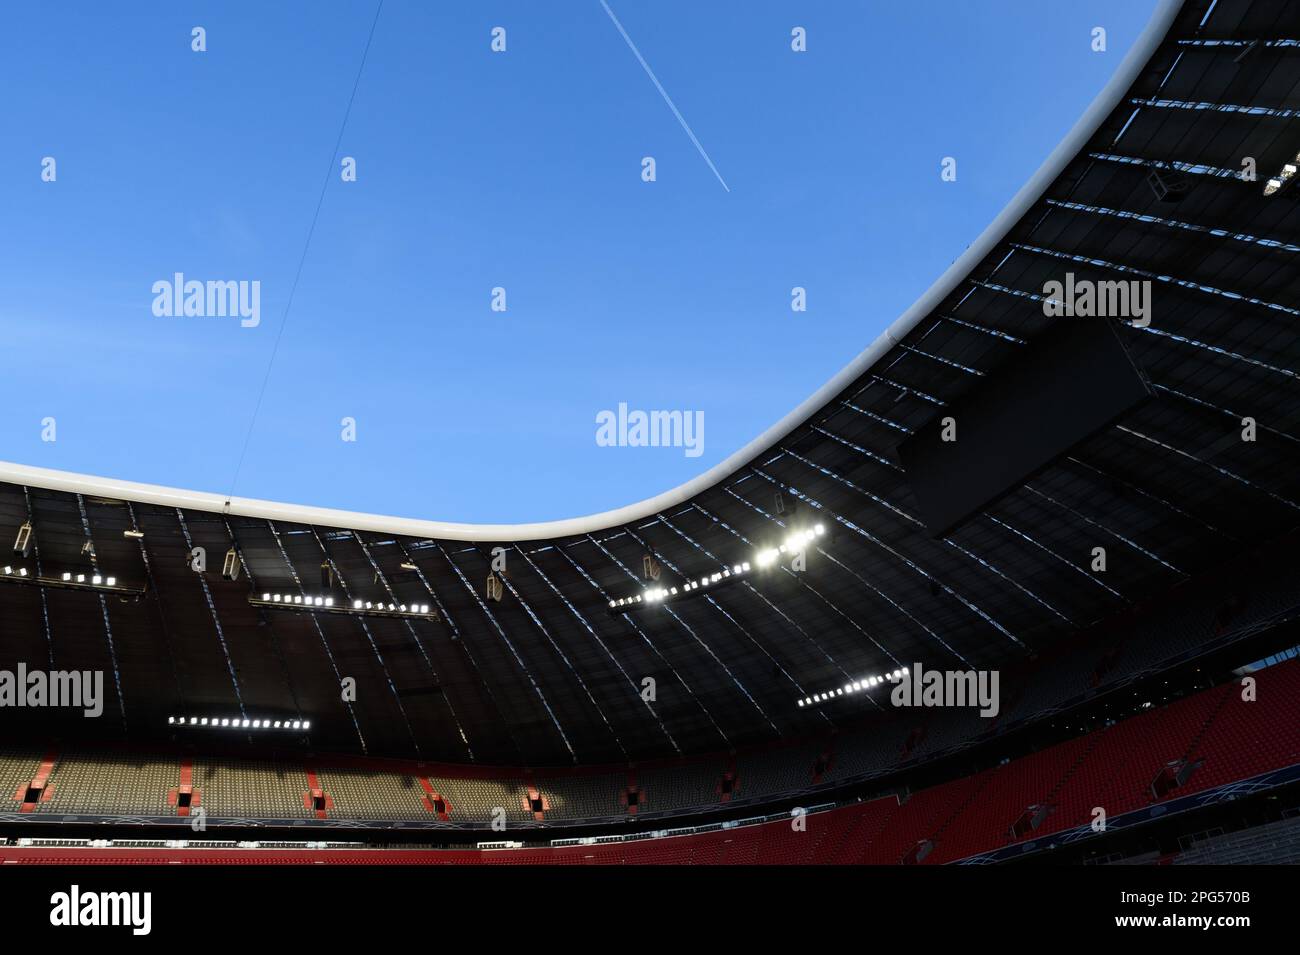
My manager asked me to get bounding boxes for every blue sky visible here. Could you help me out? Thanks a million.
[0,1,1157,524]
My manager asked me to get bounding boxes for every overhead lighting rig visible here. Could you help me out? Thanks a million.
[169,715,311,731]
[609,524,826,613]
[250,591,435,620]
[350,598,432,615]
[60,571,117,587]
[755,524,826,568]
[797,667,909,708]
[1264,151,1300,196]
[1,565,142,597]
[610,561,753,610]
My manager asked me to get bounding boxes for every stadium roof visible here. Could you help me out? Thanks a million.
[4,0,1300,766]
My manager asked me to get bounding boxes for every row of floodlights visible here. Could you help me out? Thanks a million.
[681,562,751,594]
[2,566,30,577]
[610,562,754,608]
[169,716,311,730]
[263,592,335,607]
[61,571,117,586]
[756,524,826,567]
[259,592,432,615]
[608,525,827,610]
[351,599,432,614]
[797,667,909,707]
[1264,152,1300,196]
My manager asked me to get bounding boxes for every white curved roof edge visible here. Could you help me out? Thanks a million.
[0,0,1183,543]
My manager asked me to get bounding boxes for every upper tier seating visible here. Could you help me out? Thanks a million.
[191,759,314,818]
[314,767,427,820]
[0,749,43,804]
[427,774,531,825]
[35,751,175,815]
[533,772,629,820]
[636,756,727,813]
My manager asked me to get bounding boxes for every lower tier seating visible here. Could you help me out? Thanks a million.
[1170,815,1300,865]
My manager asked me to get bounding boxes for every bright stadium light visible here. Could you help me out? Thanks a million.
[252,592,434,620]
[9,569,130,594]
[1264,153,1300,196]
[172,715,310,732]
[611,526,829,614]
[800,667,910,708]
